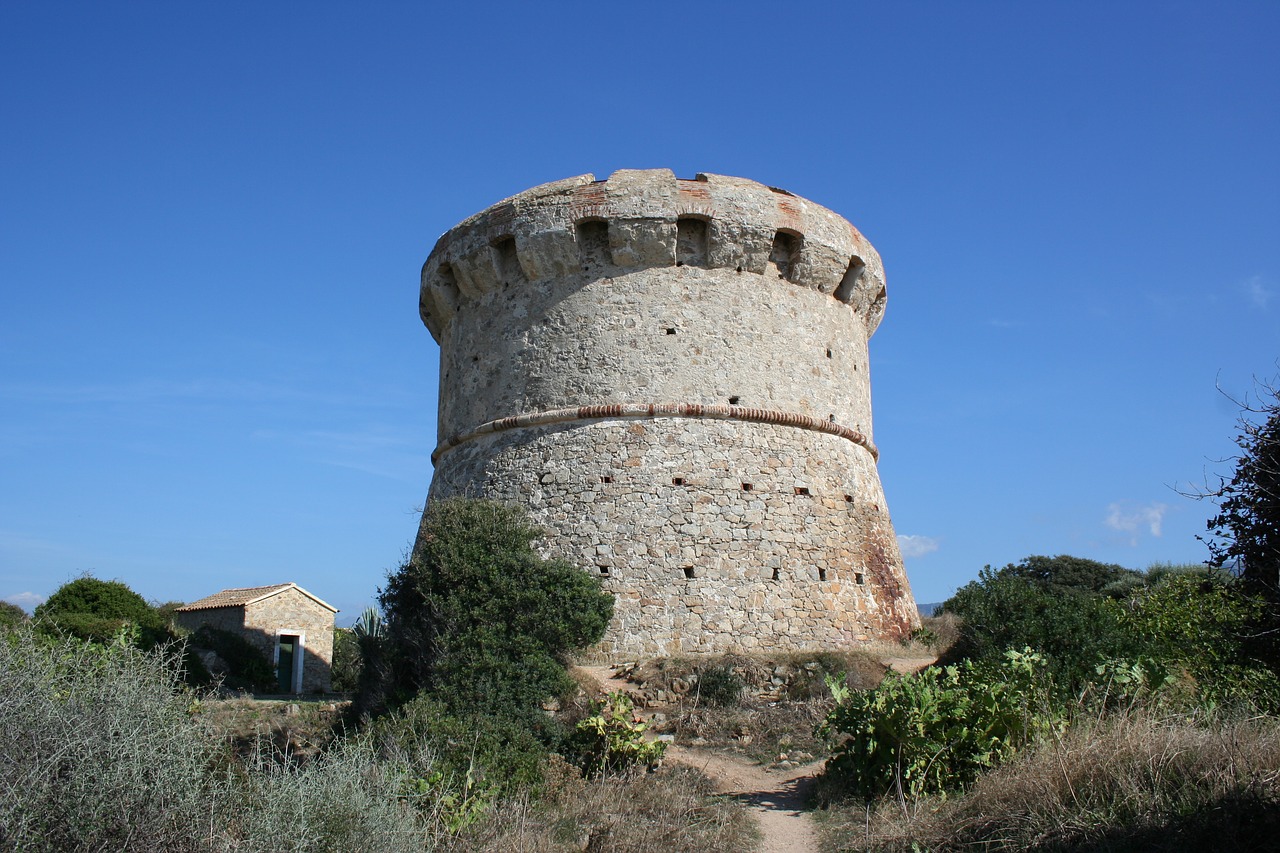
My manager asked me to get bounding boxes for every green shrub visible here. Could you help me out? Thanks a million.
[696,662,745,706]
[819,706,1280,852]
[34,575,168,648]
[227,734,439,852]
[940,561,1141,689]
[818,648,1059,802]
[370,694,547,799]
[0,601,27,629]
[1112,571,1280,710]
[379,498,614,724]
[331,627,361,693]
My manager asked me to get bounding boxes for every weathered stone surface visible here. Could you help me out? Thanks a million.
[417,169,918,659]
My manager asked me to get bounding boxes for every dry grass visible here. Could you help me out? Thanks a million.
[451,758,758,852]
[200,696,347,763]
[817,707,1280,852]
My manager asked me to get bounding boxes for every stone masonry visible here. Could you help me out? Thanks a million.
[417,169,919,658]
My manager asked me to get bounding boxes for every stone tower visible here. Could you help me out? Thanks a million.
[418,169,918,658]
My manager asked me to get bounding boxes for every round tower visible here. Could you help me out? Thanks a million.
[418,169,918,657]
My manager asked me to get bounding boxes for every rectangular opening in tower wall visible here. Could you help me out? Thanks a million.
[575,220,611,268]
[769,231,800,281]
[682,567,696,579]
[492,236,522,285]
[676,217,709,267]
[834,255,867,303]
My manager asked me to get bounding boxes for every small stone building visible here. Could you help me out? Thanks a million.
[175,583,337,694]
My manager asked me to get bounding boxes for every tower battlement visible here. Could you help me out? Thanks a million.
[417,169,918,658]
[420,169,887,341]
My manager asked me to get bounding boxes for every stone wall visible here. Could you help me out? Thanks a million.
[419,169,918,658]
[244,588,335,693]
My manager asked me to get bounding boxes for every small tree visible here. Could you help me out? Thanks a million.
[1200,375,1280,597]
[379,498,613,724]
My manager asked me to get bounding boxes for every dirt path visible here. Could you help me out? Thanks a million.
[667,746,824,853]
[578,666,824,851]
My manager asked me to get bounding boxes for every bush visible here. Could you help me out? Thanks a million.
[33,575,167,647]
[1113,571,1280,710]
[819,707,1280,852]
[0,625,468,851]
[940,560,1141,689]
[370,695,547,800]
[379,498,614,725]
[696,662,745,707]
[0,627,222,851]
[0,601,27,629]
[331,627,361,693]
[818,649,1059,802]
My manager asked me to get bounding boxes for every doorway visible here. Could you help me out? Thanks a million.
[276,634,300,693]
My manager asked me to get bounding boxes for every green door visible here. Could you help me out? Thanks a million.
[277,635,298,693]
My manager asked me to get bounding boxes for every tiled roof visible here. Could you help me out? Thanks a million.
[175,582,338,613]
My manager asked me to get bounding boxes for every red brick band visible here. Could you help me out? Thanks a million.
[432,402,878,464]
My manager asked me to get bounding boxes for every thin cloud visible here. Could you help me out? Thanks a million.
[897,534,940,558]
[1105,501,1169,546]
[1243,275,1273,309]
[4,592,45,612]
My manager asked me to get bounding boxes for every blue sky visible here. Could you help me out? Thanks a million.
[2,3,1276,621]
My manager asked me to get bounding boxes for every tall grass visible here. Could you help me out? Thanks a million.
[818,705,1280,851]
[0,628,435,851]
[0,627,752,852]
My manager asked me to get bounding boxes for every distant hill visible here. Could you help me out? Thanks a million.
[917,602,944,617]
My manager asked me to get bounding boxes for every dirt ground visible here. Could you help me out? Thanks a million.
[577,653,936,853]
[667,745,824,853]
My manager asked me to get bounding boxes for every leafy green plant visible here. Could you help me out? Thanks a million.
[331,627,361,693]
[818,649,1059,802]
[1111,572,1280,710]
[370,694,547,797]
[570,691,666,776]
[0,600,28,629]
[379,498,613,725]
